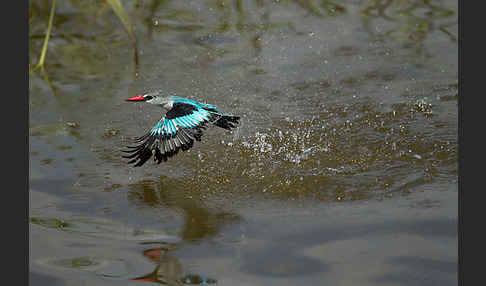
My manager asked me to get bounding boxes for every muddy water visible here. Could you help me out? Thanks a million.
[30,1,457,285]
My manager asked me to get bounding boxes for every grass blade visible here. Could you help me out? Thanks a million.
[30,0,56,73]
[106,0,139,69]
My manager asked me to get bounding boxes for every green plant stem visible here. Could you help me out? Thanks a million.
[32,0,56,73]
[106,0,139,71]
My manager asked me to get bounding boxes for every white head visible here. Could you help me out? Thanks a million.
[125,91,173,110]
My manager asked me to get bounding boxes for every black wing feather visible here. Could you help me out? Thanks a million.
[123,125,204,167]
[123,102,240,167]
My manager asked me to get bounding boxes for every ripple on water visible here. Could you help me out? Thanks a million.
[36,256,131,279]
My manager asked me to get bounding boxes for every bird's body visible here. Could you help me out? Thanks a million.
[123,92,240,167]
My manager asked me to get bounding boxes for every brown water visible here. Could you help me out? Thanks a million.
[30,0,458,285]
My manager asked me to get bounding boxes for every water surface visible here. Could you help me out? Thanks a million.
[30,0,458,285]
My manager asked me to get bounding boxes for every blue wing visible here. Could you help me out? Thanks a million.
[122,102,220,167]
[123,98,240,167]
[169,97,240,130]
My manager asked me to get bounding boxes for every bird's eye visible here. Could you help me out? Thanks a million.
[144,95,153,100]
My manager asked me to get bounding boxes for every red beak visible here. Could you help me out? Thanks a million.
[125,95,145,102]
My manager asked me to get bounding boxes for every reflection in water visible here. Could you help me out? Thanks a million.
[133,246,217,285]
[361,0,456,60]
[128,178,242,241]
[294,0,347,17]
[128,177,241,242]
[128,179,239,283]
[133,246,184,285]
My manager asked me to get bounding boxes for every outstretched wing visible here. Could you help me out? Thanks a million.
[122,103,219,167]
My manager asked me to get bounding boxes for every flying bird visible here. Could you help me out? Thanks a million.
[123,91,240,167]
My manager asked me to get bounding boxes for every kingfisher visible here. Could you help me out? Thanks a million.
[122,91,240,167]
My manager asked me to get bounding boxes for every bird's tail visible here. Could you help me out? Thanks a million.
[213,114,240,130]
